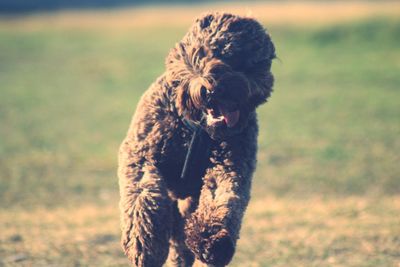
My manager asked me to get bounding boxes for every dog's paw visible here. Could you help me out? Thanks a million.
[199,229,234,266]
[185,217,234,266]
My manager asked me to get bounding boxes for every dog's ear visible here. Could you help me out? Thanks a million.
[165,43,203,120]
[166,43,192,86]
[175,79,194,118]
[248,71,274,109]
[243,27,275,109]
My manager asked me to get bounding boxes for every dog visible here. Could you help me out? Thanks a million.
[118,12,275,266]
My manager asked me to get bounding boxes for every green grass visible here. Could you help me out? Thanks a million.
[0,14,399,266]
[256,18,400,197]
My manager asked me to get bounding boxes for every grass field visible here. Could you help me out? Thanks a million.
[0,2,399,266]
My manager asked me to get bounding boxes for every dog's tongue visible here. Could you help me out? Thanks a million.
[219,105,240,128]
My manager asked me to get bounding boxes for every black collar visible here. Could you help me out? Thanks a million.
[180,118,212,181]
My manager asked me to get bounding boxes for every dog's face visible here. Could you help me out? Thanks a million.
[183,60,251,140]
[166,13,275,140]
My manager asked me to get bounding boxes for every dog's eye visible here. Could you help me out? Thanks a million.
[201,86,213,106]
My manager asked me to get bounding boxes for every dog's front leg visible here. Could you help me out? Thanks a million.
[118,140,172,267]
[184,127,258,266]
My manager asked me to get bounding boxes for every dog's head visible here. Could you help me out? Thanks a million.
[166,12,275,140]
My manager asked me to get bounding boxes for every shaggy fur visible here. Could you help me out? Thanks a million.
[118,12,275,266]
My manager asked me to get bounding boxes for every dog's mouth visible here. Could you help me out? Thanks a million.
[206,104,240,128]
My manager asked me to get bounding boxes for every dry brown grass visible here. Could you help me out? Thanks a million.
[237,197,400,266]
[1,1,400,31]
[1,196,399,266]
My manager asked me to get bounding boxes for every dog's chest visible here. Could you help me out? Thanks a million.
[157,125,207,199]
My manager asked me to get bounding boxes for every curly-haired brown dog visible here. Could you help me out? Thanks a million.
[118,12,275,266]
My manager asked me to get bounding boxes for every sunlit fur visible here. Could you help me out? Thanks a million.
[119,12,275,266]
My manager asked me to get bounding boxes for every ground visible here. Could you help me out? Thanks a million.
[0,2,399,266]
[1,197,399,266]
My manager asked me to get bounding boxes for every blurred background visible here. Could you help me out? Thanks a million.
[0,0,399,266]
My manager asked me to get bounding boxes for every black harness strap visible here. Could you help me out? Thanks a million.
[180,118,212,181]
